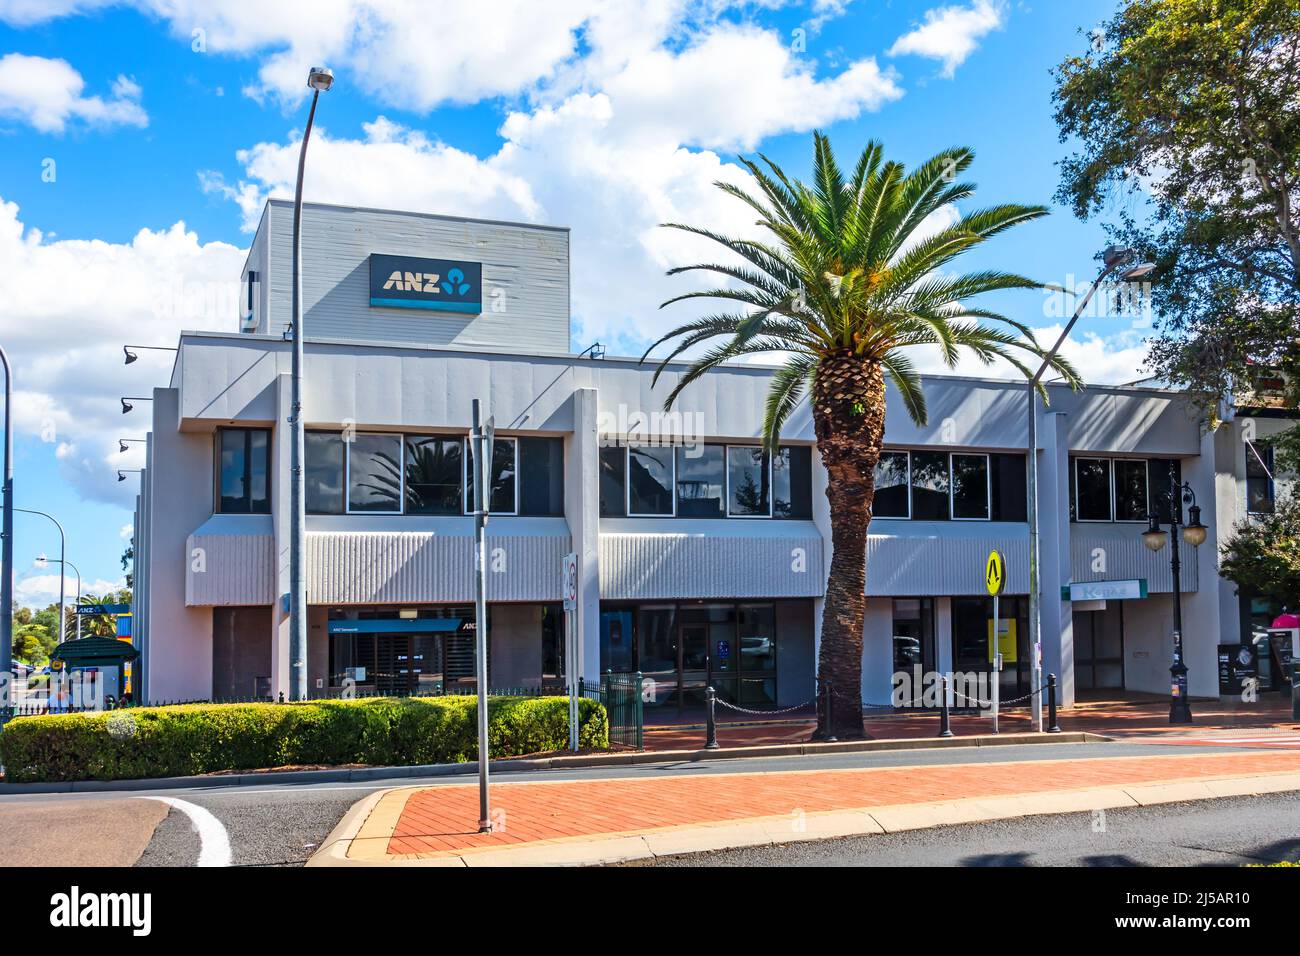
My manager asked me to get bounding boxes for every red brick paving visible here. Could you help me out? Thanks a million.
[387,749,1300,857]
[641,697,1300,751]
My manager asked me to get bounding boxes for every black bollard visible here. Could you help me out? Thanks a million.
[1047,674,1062,733]
[824,681,838,743]
[705,686,719,750]
[938,676,954,737]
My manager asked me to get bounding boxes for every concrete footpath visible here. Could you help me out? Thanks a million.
[308,748,1300,867]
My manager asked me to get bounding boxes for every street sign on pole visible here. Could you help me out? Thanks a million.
[471,400,493,833]
[563,551,578,751]
[986,550,1005,734]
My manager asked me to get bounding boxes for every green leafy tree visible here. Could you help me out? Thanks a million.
[644,133,1076,737]
[1220,495,1300,603]
[1053,0,1300,461]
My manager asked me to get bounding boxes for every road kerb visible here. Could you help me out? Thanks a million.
[305,768,1300,867]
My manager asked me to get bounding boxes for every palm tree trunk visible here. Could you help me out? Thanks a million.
[811,350,886,739]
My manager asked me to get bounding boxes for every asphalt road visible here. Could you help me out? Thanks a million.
[639,791,1300,867]
[0,739,1284,867]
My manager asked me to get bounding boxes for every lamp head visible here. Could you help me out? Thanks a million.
[120,398,133,414]
[123,346,137,365]
[1121,261,1156,281]
[591,342,605,360]
[34,553,47,568]
[1141,514,1168,552]
[119,440,128,453]
[1182,504,1207,547]
[307,67,334,92]
[1102,245,1137,269]
[117,471,127,482]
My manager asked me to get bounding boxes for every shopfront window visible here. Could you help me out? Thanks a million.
[676,445,725,517]
[727,446,771,516]
[348,433,404,513]
[1246,442,1275,515]
[599,445,626,517]
[1113,459,1148,522]
[628,446,674,515]
[1074,457,1112,521]
[873,451,910,518]
[305,431,345,514]
[951,453,989,520]
[466,436,517,514]
[217,427,270,514]
[404,436,463,515]
[773,446,813,518]
[892,598,935,679]
[518,437,564,516]
[910,451,950,520]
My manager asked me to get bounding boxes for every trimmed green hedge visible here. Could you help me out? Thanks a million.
[0,695,608,783]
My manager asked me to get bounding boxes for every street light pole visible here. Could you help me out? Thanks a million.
[1142,476,1206,724]
[471,399,495,833]
[1026,248,1154,731]
[288,66,333,703]
[37,556,81,641]
[0,345,11,687]
[16,509,64,645]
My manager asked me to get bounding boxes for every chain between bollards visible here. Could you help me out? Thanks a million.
[1047,673,1062,733]
[705,685,719,750]
[938,676,954,737]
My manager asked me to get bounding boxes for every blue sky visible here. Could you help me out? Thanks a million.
[0,0,1144,607]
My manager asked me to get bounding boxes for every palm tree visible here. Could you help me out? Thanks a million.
[644,133,1079,738]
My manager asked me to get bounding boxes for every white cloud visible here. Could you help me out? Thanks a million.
[888,0,1005,77]
[0,198,246,506]
[15,572,125,608]
[0,53,147,132]
[910,325,1150,385]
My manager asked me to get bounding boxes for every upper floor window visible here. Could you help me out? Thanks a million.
[599,441,813,520]
[1246,441,1275,515]
[303,430,561,517]
[216,428,270,514]
[871,450,1023,522]
[1069,456,1181,523]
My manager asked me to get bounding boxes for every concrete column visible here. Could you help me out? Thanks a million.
[565,387,602,680]
[270,373,292,699]
[1181,423,1231,697]
[1038,410,1075,705]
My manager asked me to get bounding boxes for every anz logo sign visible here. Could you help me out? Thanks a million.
[368,253,483,314]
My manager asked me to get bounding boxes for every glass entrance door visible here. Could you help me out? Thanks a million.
[680,623,710,709]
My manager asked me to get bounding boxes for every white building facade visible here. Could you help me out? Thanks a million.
[129,201,1296,714]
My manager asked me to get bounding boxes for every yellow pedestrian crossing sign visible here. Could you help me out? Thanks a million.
[985,550,1006,596]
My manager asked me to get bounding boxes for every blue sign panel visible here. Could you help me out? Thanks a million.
[76,603,131,615]
[327,618,464,635]
[368,253,482,314]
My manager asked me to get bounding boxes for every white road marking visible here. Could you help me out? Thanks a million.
[140,796,233,866]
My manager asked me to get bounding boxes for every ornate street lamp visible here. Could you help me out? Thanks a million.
[1140,474,1207,723]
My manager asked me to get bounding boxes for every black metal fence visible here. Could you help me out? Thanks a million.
[579,671,644,750]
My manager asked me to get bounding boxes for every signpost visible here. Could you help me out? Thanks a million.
[562,551,578,751]
[471,400,494,833]
[985,550,1006,734]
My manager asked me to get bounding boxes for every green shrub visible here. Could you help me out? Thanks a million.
[0,695,608,783]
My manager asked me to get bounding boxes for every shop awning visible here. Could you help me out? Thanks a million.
[51,636,141,665]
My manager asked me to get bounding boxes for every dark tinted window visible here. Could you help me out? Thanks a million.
[1245,443,1275,515]
[348,433,403,513]
[404,436,463,515]
[1074,458,1111,521]
[217,428,270,514]
[910,451,950,520]
[676,445,724,517]
[628,446,673,515]
[1113,459,1148,521]
[990,453,1027,522]
[872,451,909,518]
[1147,458,1183,523]
[305,431,344,514]
[951,453,989,519]
[466,437,517,514]
[727,446,770,516]
[519,437,564,516]
[774,445,813,518]
[599,445,625,517]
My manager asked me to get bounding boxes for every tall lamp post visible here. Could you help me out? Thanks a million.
[1141,476,1207,723]
[36,555,81,640]
[15,509,65,645]
[1026,247,1154,730]
[289,66,334,702]
[1,345,11,686]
